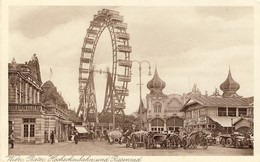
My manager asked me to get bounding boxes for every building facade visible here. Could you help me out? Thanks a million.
[181,69,254,134]
[8,54,45,144]
[8,54,74,144]
[41,81,72,143]
[145,68,184,133]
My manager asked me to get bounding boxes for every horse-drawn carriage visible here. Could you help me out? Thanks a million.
[182,130,208,149]
[220,132,253,149]
[131,130,148,149]
[145,132,169,149]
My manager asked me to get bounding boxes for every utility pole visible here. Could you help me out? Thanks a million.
[131,60,152,130]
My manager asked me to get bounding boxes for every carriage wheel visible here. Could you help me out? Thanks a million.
[190,139,196,149]
[201,137,208,150]
[235,140,242,149]
[170,139,177,149]
[226,138,233,147]
[182,139,187,149]
[132,137,137,149]
[220,139,226,147]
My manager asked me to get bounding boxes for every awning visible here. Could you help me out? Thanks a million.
[75,126,89,134]
[209,116,240,127]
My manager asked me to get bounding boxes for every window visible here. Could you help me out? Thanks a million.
[218,107,226,116]
[193,110,199,118]
[186,111,191,118]
[30,125,35,137]
[200,108,207,116]
[9,121,13,135]
[153,102,162,113]
[238,108,247,116]
[23,118,35,138]
[24,124,29,137]
[228,108,236,117]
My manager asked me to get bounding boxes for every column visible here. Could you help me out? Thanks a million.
[29,86,32,103]
[163,120,167,131]
[236,108,239,117]
[226,107,228,116]
[37,91,40,103]
[25,83,28,103]
[19,79,22,103]
[148,123,151,131]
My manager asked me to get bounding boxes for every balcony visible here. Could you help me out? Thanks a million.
[9,103,44,112]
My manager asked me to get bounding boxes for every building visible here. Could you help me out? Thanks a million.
[181,69,254,134]
[41,81,72,143]
[8,54,45,144]
[8,54,75,144]
[145,68,184,132]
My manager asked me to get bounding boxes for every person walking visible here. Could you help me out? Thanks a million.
[74,133,79,144]
[9,131,15,149]
[50,131,55,144]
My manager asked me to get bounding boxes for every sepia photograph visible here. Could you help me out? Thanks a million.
[1,1,259,162]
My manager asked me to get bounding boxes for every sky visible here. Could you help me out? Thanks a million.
[8,6,254,114]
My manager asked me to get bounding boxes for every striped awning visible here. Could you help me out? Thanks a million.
[75,126,89,134]
[210,116,240,127]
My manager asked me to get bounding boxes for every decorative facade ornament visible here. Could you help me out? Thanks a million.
[147,68,166,95]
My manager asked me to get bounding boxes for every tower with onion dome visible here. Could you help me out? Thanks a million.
[146,68,168,132]
[220,68,241,98]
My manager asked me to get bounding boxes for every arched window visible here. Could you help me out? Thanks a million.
[153,102,162,113]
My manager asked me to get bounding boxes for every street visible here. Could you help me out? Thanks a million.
[8,140,253,156]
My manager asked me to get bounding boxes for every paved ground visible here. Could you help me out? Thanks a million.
[8,140,253,156]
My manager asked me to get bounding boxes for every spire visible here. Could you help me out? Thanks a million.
[220,67,240,97]
[147,68,166,95]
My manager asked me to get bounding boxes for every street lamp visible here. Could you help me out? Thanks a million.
[131,60,152,130]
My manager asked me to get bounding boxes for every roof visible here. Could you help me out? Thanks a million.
[181,95,253,111]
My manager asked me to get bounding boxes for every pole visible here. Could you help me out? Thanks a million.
[139,65,143,129]
[131,60,151,130]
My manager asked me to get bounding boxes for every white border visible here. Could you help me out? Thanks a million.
[1,0,260,162]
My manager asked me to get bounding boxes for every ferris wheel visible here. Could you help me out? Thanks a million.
[77,9,132,127]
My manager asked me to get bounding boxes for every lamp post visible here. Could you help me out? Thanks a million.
[131,60,152,130]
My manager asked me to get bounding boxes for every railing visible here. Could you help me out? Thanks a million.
[9,103,44,112]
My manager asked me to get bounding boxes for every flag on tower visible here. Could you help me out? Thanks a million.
[50,68,53,81]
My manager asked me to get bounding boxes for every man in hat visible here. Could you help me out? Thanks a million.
[74,133,79,144]
[9,131,15,149]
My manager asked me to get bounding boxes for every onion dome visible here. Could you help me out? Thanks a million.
[220,68,240,97]
[147,68,166,94]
